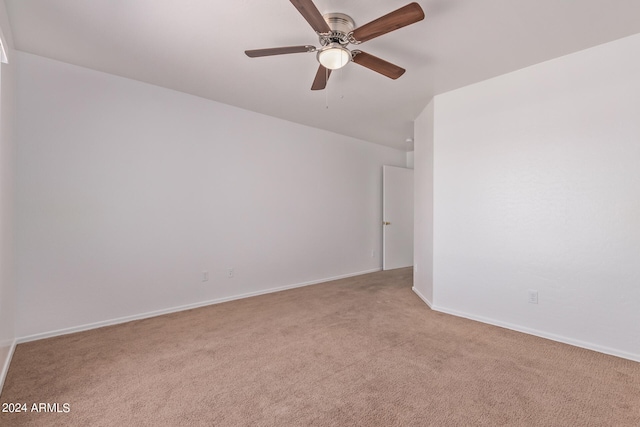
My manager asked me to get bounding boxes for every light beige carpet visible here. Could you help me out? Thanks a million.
[1,268,639,426]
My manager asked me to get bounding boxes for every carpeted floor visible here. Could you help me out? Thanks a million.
[1,268,639,426]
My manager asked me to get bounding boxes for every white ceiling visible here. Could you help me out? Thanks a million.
[5,0,640,150]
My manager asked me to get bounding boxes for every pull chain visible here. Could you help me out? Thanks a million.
[325,67,329,109]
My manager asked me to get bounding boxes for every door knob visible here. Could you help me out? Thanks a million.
[383,221,391,225]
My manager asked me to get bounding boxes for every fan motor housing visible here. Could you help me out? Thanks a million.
[320,13,355,46]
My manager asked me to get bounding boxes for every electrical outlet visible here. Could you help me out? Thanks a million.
[227,268,234,278]
[202,271,208,282]
[371,249,375,258]
[528,289,538,304]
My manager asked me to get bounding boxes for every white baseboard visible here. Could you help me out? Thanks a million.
[17,268,382,344]
[412,287,433,309]
[431,304,640,363]
[0,339,17,396]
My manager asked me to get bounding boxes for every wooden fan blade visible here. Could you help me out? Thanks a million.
[290,0,331,33]
[245,45,315,58]
[351,2,424,43]
[311,65,332,90]
[352,51,405,79]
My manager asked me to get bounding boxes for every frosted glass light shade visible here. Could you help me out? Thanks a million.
[317,44,350,70]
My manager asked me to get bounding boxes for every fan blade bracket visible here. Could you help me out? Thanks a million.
[347,32,361,45]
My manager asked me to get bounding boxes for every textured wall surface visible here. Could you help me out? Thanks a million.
[15,52,406,339]
[413,100,434,305]
[430,33,640,360]
[0,0,16,392]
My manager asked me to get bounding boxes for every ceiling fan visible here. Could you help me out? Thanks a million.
[245,0,425,90]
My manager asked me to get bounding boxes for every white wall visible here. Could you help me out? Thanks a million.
[406,151,414,169]
[15,52,406,339]
[412,101,434,306]
[429,33,640,360]
[0,0,15,392]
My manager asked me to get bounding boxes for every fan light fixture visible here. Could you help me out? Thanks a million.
[317,43,350,70]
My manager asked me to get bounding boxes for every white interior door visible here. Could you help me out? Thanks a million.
[383,165,414,270]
